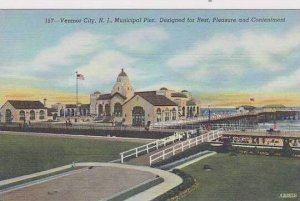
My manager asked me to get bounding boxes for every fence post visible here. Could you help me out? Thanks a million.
[181,143,184,151]
[135,148,138,157]
[147,144,149,153]
[189,140,191,148]
[163,150,165,160]
[120,153,124,163]
[156,141,159,149]
[149,156,152,166]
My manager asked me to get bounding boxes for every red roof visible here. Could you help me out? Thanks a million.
[7,100,46,109]
[97,93,111,100]
[97,92,126,100]
[171,93,187,98]
[135,91,178,106]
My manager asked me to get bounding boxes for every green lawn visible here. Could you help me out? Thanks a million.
[181,154,300,201]
[0,133,143,180]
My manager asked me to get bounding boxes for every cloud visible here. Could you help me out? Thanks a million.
[74,50,150,90]
[78,50,136,83]
[115,27,168,52]
[263,68,300,91]
[138,82,189,92]
[33,31,106,71]
[167,25,300,77]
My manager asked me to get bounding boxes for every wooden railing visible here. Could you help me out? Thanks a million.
[120,130,197,163]
[149,129,223,166]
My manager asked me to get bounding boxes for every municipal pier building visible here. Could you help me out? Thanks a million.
[90,69,201,126]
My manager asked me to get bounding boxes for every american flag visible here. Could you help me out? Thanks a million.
[77,73,85,80]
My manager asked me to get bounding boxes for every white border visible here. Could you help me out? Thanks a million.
[0,0,300,9]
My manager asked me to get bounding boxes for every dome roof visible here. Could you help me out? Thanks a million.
[181,90,188,92]
[118,68,127,77]
[160,87,168,90]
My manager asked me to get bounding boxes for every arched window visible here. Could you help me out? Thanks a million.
[66,109,70,116]
[165,108,170,121]
[5,109,12,123]
[172,108,176,120]
[105,104,110,116]
[132,106,145,126]
[30,110,35,120]
[187,107,189,117]
[19,110,25,121]
[114,103,122,117]
[39,110,45,120]
[71,109,75,116]
[182,107,185,116]
[60,109,64,116]
[98,104,103,116]
[156,108,162,122]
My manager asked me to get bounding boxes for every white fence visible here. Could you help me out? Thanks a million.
[149,129,223,166]
[120,130,197,163]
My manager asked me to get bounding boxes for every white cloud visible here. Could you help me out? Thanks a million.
[167,25,300,76]
[33,31,106,71]
[115,27,168,52]
[74,50,148,88]
[138,82,190,92]
[263,68,300,91]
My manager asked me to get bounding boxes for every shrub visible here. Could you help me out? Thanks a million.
[153,169,195,201]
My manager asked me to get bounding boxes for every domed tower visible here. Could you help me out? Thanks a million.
[111,68,134,100]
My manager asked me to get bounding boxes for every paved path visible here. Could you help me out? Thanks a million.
[0,163,182,201]
[1,164,156,201]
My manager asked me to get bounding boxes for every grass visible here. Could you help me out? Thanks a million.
[0,133,143,180]
[181,153,300,201]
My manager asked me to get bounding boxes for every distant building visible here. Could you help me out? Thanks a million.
[52,103,90,118]
[0,100,48,123]
[236,105,256,113]
[262,104,286,112]
[90,69,201,126]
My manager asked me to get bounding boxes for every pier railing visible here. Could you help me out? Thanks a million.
[149,128,223,166]
[151,112,257,129]
[120,130,198,163]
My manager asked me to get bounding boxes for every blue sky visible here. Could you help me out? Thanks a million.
[0,10,299,106]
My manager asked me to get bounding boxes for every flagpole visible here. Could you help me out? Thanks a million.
[76,71,78,117]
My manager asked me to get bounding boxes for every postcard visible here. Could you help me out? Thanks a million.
[0,9,299,201]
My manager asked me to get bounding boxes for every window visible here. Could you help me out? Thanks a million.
[165,108,170,121]
[172,108,176,120]
[182,107,185,116]
[114,103,122,117]
[30,110,35,120]
[156,108,161,122]
[39,110,45,120]
[19,110,25,121]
